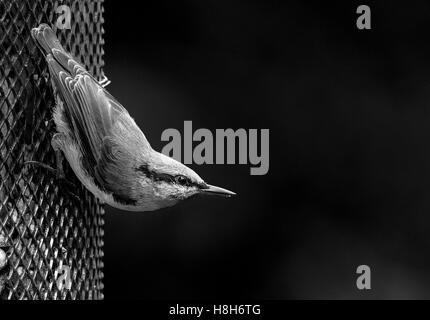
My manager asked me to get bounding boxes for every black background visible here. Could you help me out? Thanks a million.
[102,0,430,299]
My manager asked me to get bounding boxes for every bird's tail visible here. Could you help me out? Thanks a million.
[30,23,111,87]
[31,24,64,55]
[32,23,94,84]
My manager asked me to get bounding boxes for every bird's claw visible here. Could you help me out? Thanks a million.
[23,160,56,175]
[23,160,79,202]
[98,75,111,88]
[64,189,80,202]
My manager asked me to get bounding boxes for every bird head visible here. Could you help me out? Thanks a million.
[135,151,235,209]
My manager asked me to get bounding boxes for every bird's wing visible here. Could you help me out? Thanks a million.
[46,52,151,203]
[32,24,151,203]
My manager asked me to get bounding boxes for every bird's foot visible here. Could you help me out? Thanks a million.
[98,75,111,88]
[23,161,80,202]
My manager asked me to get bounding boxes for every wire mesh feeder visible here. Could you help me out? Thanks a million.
[0,0,105,299]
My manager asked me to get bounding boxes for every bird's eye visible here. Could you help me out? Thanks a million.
[175,175,189,186]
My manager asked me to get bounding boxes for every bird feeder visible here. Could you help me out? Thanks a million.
[0,0,105,300]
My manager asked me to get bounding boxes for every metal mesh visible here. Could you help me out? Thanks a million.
[0,0,105,299]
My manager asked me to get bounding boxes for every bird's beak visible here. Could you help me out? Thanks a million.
[200,184,236,197]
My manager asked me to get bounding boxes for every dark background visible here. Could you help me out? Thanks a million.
[102,0,430,299]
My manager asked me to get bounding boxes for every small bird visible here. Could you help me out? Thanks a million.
[28,24,235,212]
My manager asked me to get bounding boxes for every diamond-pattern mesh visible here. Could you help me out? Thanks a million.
[0,0,105,300]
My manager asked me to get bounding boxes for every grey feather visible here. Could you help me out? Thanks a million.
[32,24,152,203]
